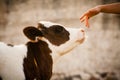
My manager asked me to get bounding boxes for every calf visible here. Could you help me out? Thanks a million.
[0,21,85,80]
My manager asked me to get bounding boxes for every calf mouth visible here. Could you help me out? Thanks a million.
[76,29,86,44]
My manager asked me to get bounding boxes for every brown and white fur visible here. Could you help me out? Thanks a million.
[0,21,85,80]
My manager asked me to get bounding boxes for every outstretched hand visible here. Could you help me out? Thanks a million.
[80,6,101,28]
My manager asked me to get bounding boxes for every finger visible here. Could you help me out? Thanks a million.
[80,16,84,20]
[85,16,89,27]
[80,17,85,22]
[80,13,86,20]
[85,16,90,28]
[80,16,86,22]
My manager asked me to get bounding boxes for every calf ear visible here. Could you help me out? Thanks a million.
[23,26,43,40]
[37,23,47,30]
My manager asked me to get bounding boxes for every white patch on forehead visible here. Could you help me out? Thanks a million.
[0,42,27,80]
[39,21,63,28]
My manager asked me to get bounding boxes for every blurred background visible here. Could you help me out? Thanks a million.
[0,0,120,80]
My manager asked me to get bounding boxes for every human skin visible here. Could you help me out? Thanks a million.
[80,3,120,28]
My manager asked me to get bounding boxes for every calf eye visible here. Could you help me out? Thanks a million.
[54,26,64,33]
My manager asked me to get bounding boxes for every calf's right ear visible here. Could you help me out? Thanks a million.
[23,26,43,40]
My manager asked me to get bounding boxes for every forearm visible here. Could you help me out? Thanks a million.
[98,3,120,14]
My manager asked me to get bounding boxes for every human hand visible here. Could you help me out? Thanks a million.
[80,6,101,28]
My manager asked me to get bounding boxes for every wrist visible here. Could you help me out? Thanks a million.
[96,5,102,13]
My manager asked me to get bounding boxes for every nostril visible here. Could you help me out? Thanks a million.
[81,29,84,32]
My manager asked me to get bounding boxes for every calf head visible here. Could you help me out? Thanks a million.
[23,21,86,61]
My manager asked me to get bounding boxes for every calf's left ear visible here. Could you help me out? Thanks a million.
[23,26,43,40]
